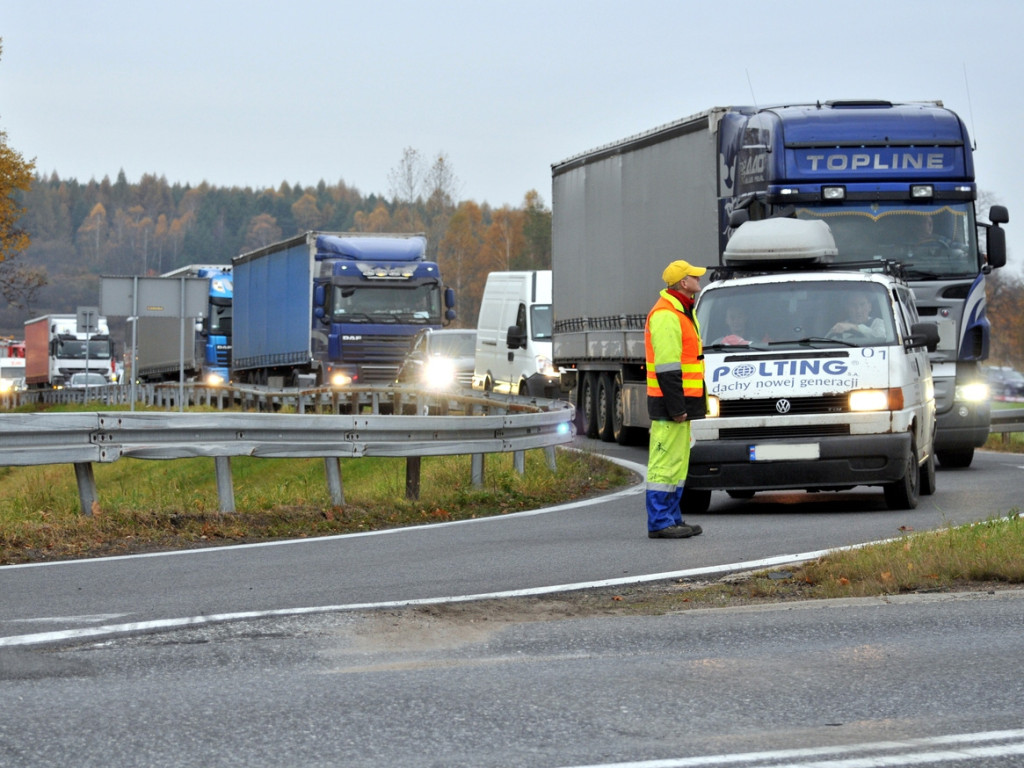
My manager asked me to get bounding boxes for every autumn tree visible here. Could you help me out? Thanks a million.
[0,38,40,311]
[243,213,282,251]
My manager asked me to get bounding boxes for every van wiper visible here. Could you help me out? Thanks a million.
[766,336,859,348]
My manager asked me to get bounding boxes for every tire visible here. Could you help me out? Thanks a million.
[580,373,599,439]
[596,373,615,442]
[727,490,756,499]
[682,486,712,515]
[611,374,641,446]
[919,451,937,496]
[884,437,920,510]
[936,448,974,468]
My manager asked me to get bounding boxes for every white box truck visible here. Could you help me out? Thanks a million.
[472,270,559,398]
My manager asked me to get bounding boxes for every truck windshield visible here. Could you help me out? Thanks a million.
[330,283,442,324]
[698,281,897,350]
[794,203,979,277]
[57,338,113,359]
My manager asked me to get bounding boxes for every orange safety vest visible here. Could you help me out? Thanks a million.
[645,290,705,418]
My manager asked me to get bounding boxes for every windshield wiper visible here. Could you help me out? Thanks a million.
[766,336,859,348]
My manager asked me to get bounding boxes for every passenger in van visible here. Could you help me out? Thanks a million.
[828,292,886,338]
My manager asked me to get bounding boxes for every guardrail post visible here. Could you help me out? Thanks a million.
[214,456,235,513]
[406,456,421,500]
[513,450,525,475]
[73,462,98,517]
[544,446,557,471]
[471,454,484,487]
[324,457,345,506]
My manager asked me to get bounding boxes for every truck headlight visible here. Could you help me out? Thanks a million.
[423,357,456,390]
[955,381,989,402]
[205,372,225,387]
[330,371,354,388]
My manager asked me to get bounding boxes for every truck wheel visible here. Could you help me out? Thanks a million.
[884,437,920,510]
[682,486,712,515]
[596,373,615,442]
[919,451,937,496]
[936,448,974,468]
[580,373,599,438]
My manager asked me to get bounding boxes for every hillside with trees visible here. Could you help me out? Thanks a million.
[0,149,551,346]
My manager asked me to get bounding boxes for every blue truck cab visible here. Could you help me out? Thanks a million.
[232,232,455,388]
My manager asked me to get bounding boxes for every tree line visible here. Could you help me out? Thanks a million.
[0,151,551,339]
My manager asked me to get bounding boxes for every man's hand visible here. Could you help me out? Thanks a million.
[672,413,688,423]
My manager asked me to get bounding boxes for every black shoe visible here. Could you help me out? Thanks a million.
[648,524,697,539]
[682,521,703,537]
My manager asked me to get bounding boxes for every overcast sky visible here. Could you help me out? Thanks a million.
[3,0,1022,262]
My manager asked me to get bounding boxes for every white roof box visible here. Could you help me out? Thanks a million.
[724,218,837,266]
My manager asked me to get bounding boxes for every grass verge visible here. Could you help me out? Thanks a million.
[0,448,635,564]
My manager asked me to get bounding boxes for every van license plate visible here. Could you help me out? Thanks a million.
[749,443,820,461]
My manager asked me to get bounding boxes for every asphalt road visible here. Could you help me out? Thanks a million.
[0,442,1020,646]
[1,443,1022,767]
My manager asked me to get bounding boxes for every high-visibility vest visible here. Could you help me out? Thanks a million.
[645,290,704,400]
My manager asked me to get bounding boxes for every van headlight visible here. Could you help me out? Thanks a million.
[849,388,902,412]
[706,395,721,418]
[536,355,557,377]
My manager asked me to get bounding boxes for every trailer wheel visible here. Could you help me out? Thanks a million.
[596,373,615,442]
[611,374,642,446]
[580,373,599,438]
[884,435,920,510]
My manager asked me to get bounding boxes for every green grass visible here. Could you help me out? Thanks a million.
[0,449,635,564]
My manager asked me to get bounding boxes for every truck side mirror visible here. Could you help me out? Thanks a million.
[313,284,326,307]
[445,287,455,309]
[907,322,940,352]
[986,222,1007,269]
[506,325,527,350]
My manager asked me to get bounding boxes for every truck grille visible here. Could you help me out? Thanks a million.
[718,394,849,417]
[343,335,414,383]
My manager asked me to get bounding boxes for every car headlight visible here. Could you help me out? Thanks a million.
[205,372,225,387]
[423,357,456,390]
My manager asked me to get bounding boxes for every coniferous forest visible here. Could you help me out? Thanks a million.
[1,162,552,344]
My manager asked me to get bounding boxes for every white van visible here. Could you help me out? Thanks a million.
[688,219,940,512]
[472,270,559,397]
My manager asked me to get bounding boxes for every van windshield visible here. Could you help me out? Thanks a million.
[697,281,897,350]
[531,304,552,340]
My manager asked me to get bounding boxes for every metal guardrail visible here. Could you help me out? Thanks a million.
[990,408,1024,441]
[0,391,576,516]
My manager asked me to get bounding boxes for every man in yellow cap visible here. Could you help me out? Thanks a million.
[644,259,708,538]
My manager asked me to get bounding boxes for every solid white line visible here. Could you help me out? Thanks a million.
[552,729,1024,767]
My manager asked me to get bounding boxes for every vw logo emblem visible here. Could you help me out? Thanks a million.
[775,398,792,414]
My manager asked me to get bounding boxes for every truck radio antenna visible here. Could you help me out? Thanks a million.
[745,69,759,109]
[962,63,978,151]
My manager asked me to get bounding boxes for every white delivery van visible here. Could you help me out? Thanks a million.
[472,270,559,397]
[686,219,939,512]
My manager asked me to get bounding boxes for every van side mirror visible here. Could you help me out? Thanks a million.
[907,322,940,352]
[506,325,526,350]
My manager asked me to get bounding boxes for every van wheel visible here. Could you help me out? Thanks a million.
[483,376,493,392]
[920,451,937,496]
[596,373,615,442]
[727,490,756,499]
[884,436,920,510]
[580,373,599,438]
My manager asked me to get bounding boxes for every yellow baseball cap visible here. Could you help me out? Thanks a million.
[662,260,707,285]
